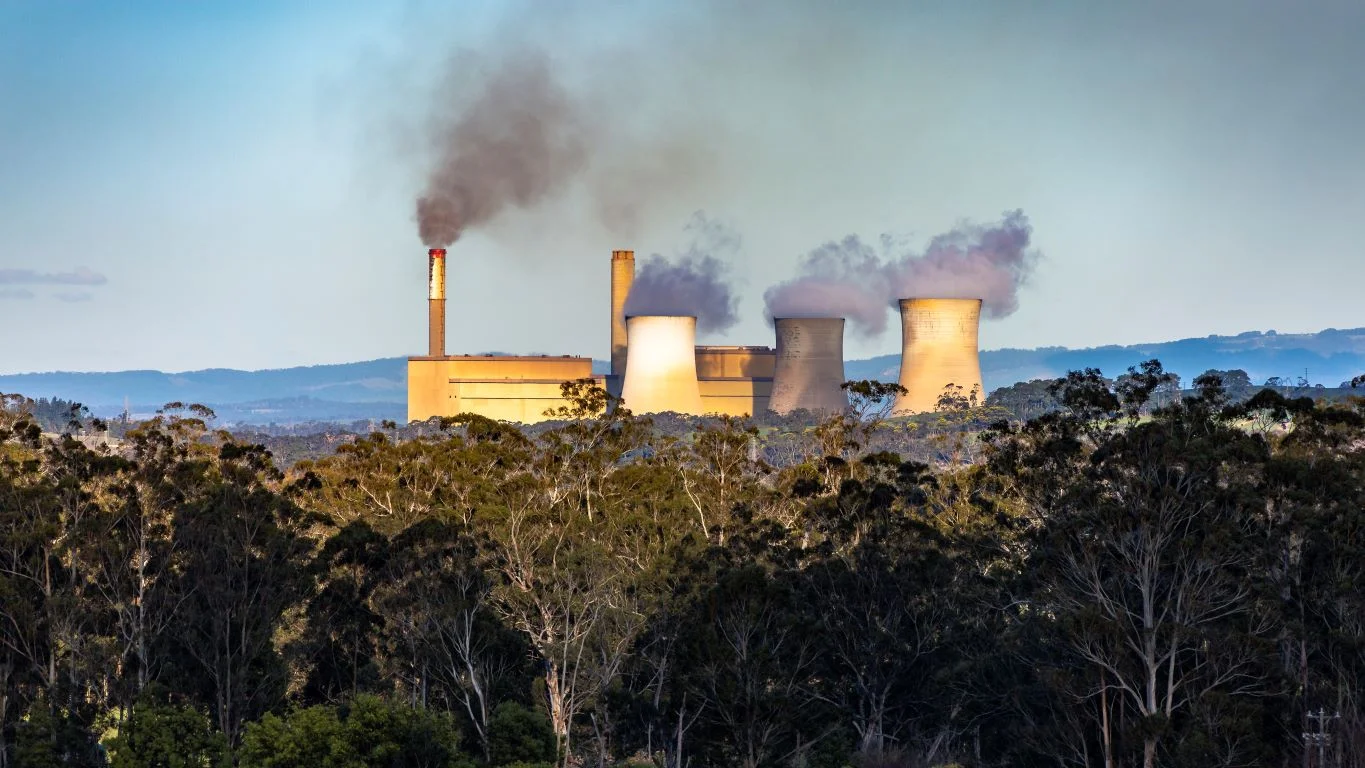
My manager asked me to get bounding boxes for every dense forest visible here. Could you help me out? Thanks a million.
[1,364,1364,768]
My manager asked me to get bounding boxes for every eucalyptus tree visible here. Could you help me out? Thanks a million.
[1238,388,1365,766]
[994,364,1278,768]
[374,516,531,762]
[480,380,657,764]
[166,436,316,749]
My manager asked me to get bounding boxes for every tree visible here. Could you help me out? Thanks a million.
[375,518,530,761]
[294,521,389,704]
[986,378,1063,422]
[1237,390,1365,767]
[672,560,829,768]
[0,406,123,765]
[86,411,215,715]
[1000,364,1275,768]
[1196,369,1254,401]
[167,439,314,748]
[106,690,227,768]
[481,382,654,765]
[238,695,467,768]
[486,702,557,766]
[666,416,769,545]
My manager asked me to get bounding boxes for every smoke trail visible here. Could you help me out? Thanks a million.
[763,235,895,337]
[883,209,1037,319]
[764,210,1038,332]
[623,212,741,334]
[415,54,590,248]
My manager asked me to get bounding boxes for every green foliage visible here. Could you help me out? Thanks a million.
[107,695,227,768]
[13,698,103,768]
[985,378,1062,421]
[3,369,1365,768]
[485,702,557,766]
[238,695,469,768]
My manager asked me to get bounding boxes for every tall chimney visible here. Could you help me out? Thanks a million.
[610,250,635,376]
[620,315,704,415]
[428,248,447,358]
[892,298,984,415]
[769,317,848,415]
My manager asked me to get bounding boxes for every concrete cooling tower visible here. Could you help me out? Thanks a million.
[892,298,984,415]
[769,317,848,415]
[621,315,705,415]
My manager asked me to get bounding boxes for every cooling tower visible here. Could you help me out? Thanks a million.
[620,315,705,415]
[892,298,984,415]
[769,318,848,415]
[428,248,446,358]
[610,250,635,376]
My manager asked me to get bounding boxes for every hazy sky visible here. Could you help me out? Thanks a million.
[3,0,1363,374]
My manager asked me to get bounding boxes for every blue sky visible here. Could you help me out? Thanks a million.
[2,0,1363,374]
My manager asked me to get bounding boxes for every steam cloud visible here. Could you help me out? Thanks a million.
[763,235,897,337]
[416,56,589,247]
[0,267,108,286]
[884,210,1036,319]
[622,213,741,334]
[764,210,1038,334]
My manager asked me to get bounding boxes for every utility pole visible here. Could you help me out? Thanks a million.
[1302,708,1340,767]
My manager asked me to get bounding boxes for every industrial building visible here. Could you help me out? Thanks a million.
[605,249,775,417]
[406,248,600,424]
[407,245,987,424]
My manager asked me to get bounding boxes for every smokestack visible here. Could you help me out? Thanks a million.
[620,315,704,415]
[892,298,984,415]
[428,248,446,358]
[610,250,635,376]
[769,317,848,415]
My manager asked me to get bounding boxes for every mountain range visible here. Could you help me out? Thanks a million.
[3,327,1362,425]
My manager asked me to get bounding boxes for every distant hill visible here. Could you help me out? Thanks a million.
[849,327,1365,392]
[2,328,1361,425]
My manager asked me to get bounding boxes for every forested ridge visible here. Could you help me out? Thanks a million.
[1,365,1364,768]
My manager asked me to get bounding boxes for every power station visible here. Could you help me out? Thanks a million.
[407,249,987,423]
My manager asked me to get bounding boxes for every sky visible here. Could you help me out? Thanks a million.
[2,0,1363,374]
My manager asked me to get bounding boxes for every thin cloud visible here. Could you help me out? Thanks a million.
[0,266,108,286]
[0,288,35,300]
[53,291,94,303]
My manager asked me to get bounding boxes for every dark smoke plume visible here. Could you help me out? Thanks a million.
[623,212,741,334]
[416,55,590,247]
[882,209,1036,319]
[764,210,1038,333]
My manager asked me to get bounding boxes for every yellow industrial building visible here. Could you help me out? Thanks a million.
[693,345,774,417]
[407,354,598,424]
[406,248,601,424]
[408,247,776,424]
